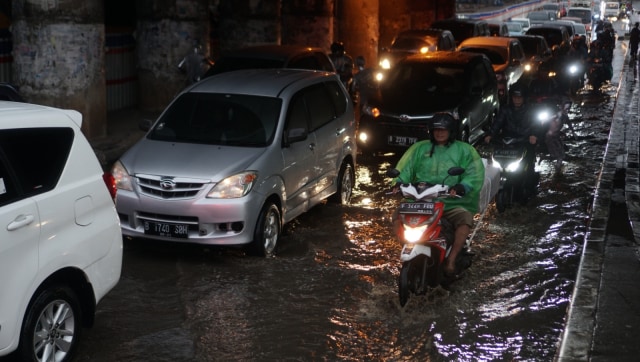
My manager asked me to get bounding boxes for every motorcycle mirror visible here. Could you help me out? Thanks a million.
[386,168,401,178]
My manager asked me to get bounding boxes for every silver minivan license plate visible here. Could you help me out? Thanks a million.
[144,221,189,239]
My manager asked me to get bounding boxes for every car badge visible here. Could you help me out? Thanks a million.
[160,178,176,190]
[399,114,411,122]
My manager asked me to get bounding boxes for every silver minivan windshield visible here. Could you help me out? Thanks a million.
[148,93,282,147]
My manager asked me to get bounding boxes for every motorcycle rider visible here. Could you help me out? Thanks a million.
[484,84,540,191]
[393,112,485,277]
[329,41,354,91]
[352,55,377,109]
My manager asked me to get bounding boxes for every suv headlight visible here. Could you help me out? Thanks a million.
[111,160,134,191]
[207,171,258,199]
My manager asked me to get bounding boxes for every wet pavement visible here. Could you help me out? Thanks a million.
[556,33,640,361]
[81,16,640,362]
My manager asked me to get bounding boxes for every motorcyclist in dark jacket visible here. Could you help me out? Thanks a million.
[484,84,540,193]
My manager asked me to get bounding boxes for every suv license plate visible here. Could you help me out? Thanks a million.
[143,221,189,239]
[388,135,418,146]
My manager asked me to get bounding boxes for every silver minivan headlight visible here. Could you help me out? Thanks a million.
[111,160,134,191]
[207,171,258,199]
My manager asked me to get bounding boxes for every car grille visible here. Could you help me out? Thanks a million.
[377,114,431,132]
[136,174,209,199]
[137,211,199,225]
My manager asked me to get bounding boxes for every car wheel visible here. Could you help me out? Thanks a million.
[248,202,281,257]
[329,162,354,205]
[19,285,82,362]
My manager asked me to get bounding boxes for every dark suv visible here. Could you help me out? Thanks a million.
[378,28,456,70]
[358,51,499,154]
[429,18,491,45]
[203,45,336,78]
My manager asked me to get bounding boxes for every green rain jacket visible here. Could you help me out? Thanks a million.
[394,140,485,214]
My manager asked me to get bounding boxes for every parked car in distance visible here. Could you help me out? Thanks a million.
[378,28,456,70]
[0,102,122,361]
[505,21,526,36]
[203,45,336,79]
[542,3,562,18]
[543,20,577,38]
[457,36,526,104]
[489,22,510,37]
[430,18,491,45]
[527,10,557,25]
[358,51,499,153]
[566,7,594,35]
[526,23,572,56]
[112,69,357,257]
[510,17,531,33]
[510,34,552,82]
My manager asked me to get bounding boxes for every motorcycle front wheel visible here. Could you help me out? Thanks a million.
[399,259,421,307]
[496,188,510,213]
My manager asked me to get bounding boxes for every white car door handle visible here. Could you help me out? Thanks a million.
[7,214,35,231]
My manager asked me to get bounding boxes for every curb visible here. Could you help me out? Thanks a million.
[555,43,632,360]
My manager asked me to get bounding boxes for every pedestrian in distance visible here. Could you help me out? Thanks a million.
[630,22,640,61]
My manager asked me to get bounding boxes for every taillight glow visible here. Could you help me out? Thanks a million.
[103,172,117,201]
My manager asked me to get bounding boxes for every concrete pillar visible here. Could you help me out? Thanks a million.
[12,0,107,139]
[136,0,209,112]
[281,0,332,49]
[216,0,281,52]
[338,0,378,70]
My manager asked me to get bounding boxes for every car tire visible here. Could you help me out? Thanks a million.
[19,285,82,362]
[329,162,354,205]
[247,202,281,257]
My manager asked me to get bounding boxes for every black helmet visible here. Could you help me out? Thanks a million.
[355,55,365,67]
[428,112,457,144]
[331,41,345,54]
[510,83,526,98]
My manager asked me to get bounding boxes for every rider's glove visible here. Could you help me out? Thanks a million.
[452,184,466,196]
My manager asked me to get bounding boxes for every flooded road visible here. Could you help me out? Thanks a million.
[68,87,616,361]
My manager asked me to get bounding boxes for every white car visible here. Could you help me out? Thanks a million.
[0,102,123,361]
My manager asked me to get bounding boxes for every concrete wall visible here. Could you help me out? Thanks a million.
[6,0,456,138]
[12,0,107,139]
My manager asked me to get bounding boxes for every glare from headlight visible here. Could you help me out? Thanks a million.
[538,110,551,123]
[358,132,368,142]
[419,47,429,54]
[111,160,134,191]
[404,224,427,242]
[505,159,522,172]
[375,72,384,81]
[524,63,532,72]
[569,64,578,74]
[380,58,391,69]
[207,171,257,199]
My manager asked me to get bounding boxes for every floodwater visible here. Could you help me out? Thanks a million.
[64,87,616,362]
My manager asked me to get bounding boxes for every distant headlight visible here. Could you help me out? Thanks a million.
[380,58,391,69]
[111,160,134,191]
[207,171,257,199]
[419,47,429,54]
[524,63,532,72]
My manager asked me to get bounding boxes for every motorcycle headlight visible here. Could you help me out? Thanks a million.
[380,58,391,69]
[505,158,523,172]
[403,224,428,243]
[569,64,578,74]
[524,63,532,72]
[111,160,134,191]
[538,109,551,123]
[207,171,257,199]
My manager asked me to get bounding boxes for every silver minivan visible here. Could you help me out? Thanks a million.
[112,69,357,256]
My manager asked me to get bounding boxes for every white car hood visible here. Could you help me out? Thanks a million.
[120,139,266,181]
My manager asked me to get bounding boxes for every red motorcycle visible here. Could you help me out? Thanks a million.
[387,167,473,307]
